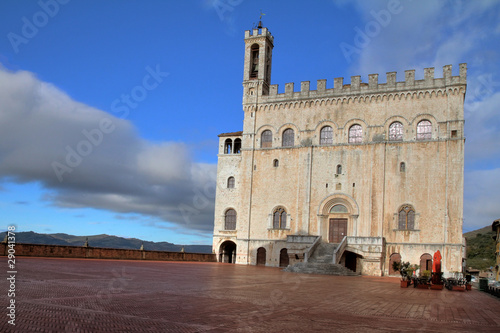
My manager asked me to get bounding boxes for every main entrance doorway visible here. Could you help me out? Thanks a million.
[329,218,347,243]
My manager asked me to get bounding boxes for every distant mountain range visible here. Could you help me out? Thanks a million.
[0,231,212,254]
[2,226,495,264]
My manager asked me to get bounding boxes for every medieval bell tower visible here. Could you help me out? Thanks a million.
[242,26,274,103]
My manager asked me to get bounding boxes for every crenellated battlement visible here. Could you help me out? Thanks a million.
[244,27,274,42]
[256,64,466,103]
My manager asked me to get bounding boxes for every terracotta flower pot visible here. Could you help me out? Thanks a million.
[400,280,410,288]
[430,284,443,290]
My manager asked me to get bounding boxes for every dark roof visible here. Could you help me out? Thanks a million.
[218,131,243,137]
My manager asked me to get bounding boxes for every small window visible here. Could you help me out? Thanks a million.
[451,130,458,138]
[320,126,333,145]
[282,128,294,147]
[224,139,232,154]
[400,162,406,173]
[273,159,279,167]
[348,124,363,143]
[227,177,235,188]
[233,139,241,154]
[225,209,236,230]
[273,207,287,229]
[398,205,415,230]
[416,120,432,140]
[389,122,403,141]
[336,164,342,175]
[261,130,272,148]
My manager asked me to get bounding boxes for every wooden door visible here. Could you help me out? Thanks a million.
[329,218,347,243]
[256,247,266,266]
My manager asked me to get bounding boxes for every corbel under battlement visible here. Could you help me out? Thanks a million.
[260,64,466,103]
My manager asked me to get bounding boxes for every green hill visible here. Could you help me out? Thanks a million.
[464,226,496,271]
[0,231,212,254]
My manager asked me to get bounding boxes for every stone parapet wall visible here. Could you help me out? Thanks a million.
[0,242,216,262]
[246,64,466,104]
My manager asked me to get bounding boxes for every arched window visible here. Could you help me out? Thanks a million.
[336,164,342,175]
[330,204,348,213]
[261,130,272,148]
[224,139,232,154]
[416,120,432,140]
[389,122,403,141]
[348,124,363,143]
[273,159,279,167]
[400,162,406,173]
[233,138,241,154]
[320,126,333,145]
[398,205,415,230]
[227,177,235,188]
[225,209,236,230]
[282,128,294,147]
[250,44,259,79]
[273,207,287,229]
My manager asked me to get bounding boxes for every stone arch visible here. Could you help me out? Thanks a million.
[389,253,401,275]
[277,123,300,137]
[318,193,359,217]
[256,247,266,266]
[318,194,359,243]
[279,248,289,267]
[383,115,410,128]
[410,114,438,140]
[420,253,432,272]
[219,240,237,263]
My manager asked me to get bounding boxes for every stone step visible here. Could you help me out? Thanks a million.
[308,242,338,263]
[284,262,359,276]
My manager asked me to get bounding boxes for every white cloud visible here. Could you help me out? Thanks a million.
[0,67,216,233]
[342,0,500,231]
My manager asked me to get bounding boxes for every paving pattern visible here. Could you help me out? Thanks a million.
[1,257,500,332]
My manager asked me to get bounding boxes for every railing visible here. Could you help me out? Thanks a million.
[332,236,347,264]
[303,236,321,263]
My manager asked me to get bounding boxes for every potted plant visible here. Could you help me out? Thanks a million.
[416,270,431,289]
[393,261,414,288]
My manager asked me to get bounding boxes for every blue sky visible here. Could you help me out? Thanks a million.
[0,0,499,245]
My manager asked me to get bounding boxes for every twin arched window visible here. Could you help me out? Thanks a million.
[398,205,415,230]
[224,138,241,154]
[282,129,294,147]
[225,209,237,230]
[320,126,333,145]
[389,120,432,141]
[273,207,287,229]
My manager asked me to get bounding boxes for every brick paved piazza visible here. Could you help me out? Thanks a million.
[1,258,500,332]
